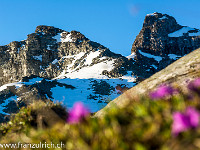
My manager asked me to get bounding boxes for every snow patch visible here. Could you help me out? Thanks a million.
[33,55,42,61]
[189,31,200,36]
[53,32,76,43]
[168,54,181,60]
[23,77,44,85]
[61,32,74,42]
[0,83,23,92]
[151,64,158,69]
[85,51,101,65]
[159,16,168,20]
[0,96,17,115]
[53,34,61,42]
[147,12,158,16]
[0,77,44,92]
[47,45,51,50]
[126,53,136,59]
[62,52,85,60]
[168,27,196,37]
[17,48,20,53]
[63,60,115,79]
[138,50,162,62]
[52,59,58,64]
[120,71,136,82]
[99,56,107,61]
[62,52,85,73]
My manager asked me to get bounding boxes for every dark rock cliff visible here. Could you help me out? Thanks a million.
[131,12,200,78]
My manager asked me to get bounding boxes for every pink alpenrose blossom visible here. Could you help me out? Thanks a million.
[172,107,200,136]
[67,102,90,124]
[149,84,175,100]
[188,78,200,95]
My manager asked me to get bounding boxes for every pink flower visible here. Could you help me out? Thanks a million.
[172,107,200,136]
[149,84,175,100]
[188,78,200,95]
[186,107,200,127]
[67,102,90,124]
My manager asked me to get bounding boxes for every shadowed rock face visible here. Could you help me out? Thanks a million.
[95,48,200,117]
[0,26,60,85]
[131,12,200,78]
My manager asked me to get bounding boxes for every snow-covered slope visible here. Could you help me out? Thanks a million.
[0,75,135,115]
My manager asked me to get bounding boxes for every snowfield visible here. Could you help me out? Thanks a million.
[0,77,135,114]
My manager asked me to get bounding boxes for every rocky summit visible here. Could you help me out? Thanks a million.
[131,12,200,78]
[0,25,136,122]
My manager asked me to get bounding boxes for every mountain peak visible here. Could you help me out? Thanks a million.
[143,12,182,33]
[58,30,88,43]
[34,25,88,43]
[131,12,200,78]
[146,12,167,17]
[35,25,64,36]
[146,12,163,17]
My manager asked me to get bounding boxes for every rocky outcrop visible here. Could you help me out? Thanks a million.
[95,48,200,117]
[131,12,200,78]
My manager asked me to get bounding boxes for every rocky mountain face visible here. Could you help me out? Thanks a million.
[1,12,200,122]
[95,47,200,117]
[131,12,200,78]
[0,25,135,86]
[0,25,136,122]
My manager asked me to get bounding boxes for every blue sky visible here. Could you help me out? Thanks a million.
[0,0,200,56]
